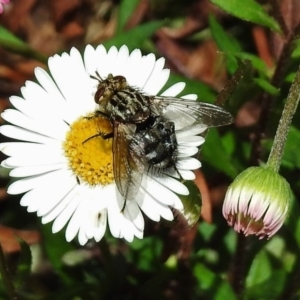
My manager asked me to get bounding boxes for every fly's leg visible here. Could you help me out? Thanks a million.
[121,199,127,213]
[84,110,109,120]
[82,131,113,144]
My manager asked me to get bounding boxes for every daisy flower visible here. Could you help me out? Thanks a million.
[0,45,207,245]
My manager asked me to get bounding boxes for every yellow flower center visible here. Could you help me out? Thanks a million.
[63,113,114,186]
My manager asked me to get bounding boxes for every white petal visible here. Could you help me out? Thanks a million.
[178,136,205,147]
[161,82,185,97]
[136,188,177,222]
[94,45,111,78]
[34,67,66,107]
[178,170,196,180]
[111,45,130,76]
[0,141,62,157]
[26,176,76,214]
[39,180,77,216]
[0,125,60,145]
[84,45,98,76]
[93,210,107,242]
[176,124,207,138]
[141,174,180,205]
[78,229,89,246]
[41,185,80,223]
[48,49,94,114]
[139,192,174,221]
[4,147,66,168]
[181,94,197,100]
[10,163,67,177]
[177,145,199,157]
[106,187,123,237]
[135,53,156,89]
[177,157,201,170]
[172,196,184,210]
[147,174,189,196]
[98,46,118,78]
[143,57,168,95]
[124,200,144,231]
[7,169,72,195]
[2,109,69,140]
[65,200,88,242]
[52,195,81,233]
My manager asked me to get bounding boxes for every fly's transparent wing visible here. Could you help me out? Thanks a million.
[113,123,144,209]
[151,96,233,129]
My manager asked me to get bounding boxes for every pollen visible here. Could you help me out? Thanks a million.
[63,113,114,186]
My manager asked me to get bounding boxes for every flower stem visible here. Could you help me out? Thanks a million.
[0,243,18,300]
[231,234,247,299]
[267,66,300,172]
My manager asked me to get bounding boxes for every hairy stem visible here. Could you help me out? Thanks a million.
[267,66,300,172]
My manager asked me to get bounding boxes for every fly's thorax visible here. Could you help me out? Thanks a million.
[107,88,151,123]
[93,73,152,123]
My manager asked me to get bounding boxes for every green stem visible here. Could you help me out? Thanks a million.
[267,66,300,172]
[0,243,18,300]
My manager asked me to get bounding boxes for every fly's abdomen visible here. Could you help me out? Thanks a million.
[131,116,178,170]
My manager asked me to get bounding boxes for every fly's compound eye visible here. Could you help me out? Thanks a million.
[94,87,105,104]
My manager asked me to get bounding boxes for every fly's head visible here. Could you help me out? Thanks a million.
[94,74,128,107]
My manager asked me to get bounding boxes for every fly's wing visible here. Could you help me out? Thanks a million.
[151,96,233,129]
[113,123,144,205]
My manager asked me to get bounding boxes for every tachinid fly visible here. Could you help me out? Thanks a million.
[90,73,233,211]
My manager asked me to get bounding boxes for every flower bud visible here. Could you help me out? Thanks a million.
[223,166,292,238]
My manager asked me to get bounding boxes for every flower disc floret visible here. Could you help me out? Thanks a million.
[63,114,113,186]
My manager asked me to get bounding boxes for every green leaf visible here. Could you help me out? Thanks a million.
[280,126,300,169]
[13,239,32,289]
[253,78,280,96]
[209,0,281,32]
[117,0,140,34]
[215,59,251,107]
[0,26,47,63]
[246,250,272,287]
[209,15,240,73]
[176,181,201,227]
[42,284,92,300]
[194,263,237,300]
[201,128,239,178]
[235,52,270,77]
[167,73,216,103]
[245,249,287,299]
[40,222,75,284]
[103,21,165,50]
[129,238,163,271]
[218,59,263,114]
[285,196,300,250]
[209,15,241,53]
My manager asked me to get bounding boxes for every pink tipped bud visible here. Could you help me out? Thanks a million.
[223,167,292,239]
[0,0,9,14]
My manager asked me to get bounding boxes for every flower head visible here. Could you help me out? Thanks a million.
[0,0,9,14]
[223,166,292,239]
[0,45,206,245]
